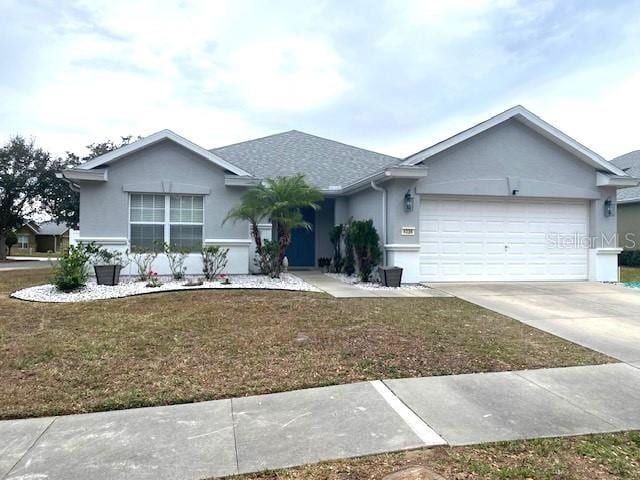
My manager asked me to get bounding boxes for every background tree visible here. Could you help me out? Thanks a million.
[48,136,139,229]
[5,230,17,255]
[0,136,57,261]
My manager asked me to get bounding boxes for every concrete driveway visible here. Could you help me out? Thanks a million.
[429,282,640,364]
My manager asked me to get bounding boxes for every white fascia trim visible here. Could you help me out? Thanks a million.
[596,172,640,187]
[77,129,253,177]
[204,238,252,246]
[76,237,128,245]
[384,244,420,251]
[322,166,428,195]
[402,105,627,177]
[61,168,108,182]
[21,222,40,234]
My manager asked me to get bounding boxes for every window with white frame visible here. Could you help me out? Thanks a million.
[130,194,203,252]
[17,234,29,249]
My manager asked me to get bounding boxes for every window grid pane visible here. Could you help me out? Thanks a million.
[131,194,164,222]
[130,224,164,250]
[170,195,203,223]
[169,225,202,252]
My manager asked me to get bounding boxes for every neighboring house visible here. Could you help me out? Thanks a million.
[59,105,637,282]
[12,221,70,254]
[12,222,39,255]
[611,150,640,250]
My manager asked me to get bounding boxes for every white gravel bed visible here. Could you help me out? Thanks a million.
[11,274,320,303]
[324,272,427,290]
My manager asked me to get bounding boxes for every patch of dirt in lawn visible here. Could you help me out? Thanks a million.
[0,269,612,419]
[231,432,640,480]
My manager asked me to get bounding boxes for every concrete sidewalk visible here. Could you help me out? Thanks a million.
[296,271,451,298]
[2,363,640,480]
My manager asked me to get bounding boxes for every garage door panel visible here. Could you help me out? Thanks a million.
[419,197,589,281]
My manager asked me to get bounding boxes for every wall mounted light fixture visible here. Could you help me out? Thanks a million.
[604,197,614,217]
[404,190,414,212]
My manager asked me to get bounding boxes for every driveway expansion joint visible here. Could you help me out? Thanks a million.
[371,380,446,446]
[2,417,56,480]
[230,398,241,476]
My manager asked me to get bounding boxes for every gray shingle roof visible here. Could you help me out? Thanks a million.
[210,130,400,189]
[612,150,640,202]
[37,221,69,236]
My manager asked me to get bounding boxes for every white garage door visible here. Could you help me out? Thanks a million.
[419,197,589,281]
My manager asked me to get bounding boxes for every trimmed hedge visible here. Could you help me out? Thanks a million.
[619,250,640,267]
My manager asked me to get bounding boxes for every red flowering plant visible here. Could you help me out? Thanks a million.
[218,273,231,285]
[145,270,162,288]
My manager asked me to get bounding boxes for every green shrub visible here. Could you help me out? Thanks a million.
[343,224,356,276]
[90,247,128,267]
[347,219,382,282]
[620,250,640,267]
[329,224,344,273]
[128,245,159,281]
[202,245,229,280]
[51,244,92,292]
[255,239,280,277]
[161,242,190,280]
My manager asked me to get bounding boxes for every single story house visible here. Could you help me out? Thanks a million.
[12,221,70,254]
[611,150,640,250]
[60,105,637,282]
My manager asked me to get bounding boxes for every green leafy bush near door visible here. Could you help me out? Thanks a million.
[347,219,382,282]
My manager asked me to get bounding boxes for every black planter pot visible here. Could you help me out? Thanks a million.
[94,265,122,286]
[379,266,403,287]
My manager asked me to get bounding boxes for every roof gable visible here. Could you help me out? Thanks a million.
[612,150,640,202]
[402,105,626,176]
[36,221,69,236]
[78,129,252,177]
[210,130,400,189]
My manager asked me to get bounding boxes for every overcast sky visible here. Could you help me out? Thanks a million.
[1,0,640,160]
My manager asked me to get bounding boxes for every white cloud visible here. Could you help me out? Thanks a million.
[223,37,349,110]
[1,0,640,162]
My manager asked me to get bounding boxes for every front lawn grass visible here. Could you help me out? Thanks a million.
[0,268,611,420]
[621,266,640,283]
[230,432,640,480]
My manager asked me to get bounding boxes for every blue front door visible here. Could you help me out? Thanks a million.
[286,207,316,267]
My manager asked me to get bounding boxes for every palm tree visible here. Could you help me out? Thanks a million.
[224,175,322,277]
[223,187,268,262]
[258,175,323,273]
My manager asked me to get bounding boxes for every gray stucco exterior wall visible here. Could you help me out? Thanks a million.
[78,140,249,240]
[415,120,601,200]
[345,187,383,240]
[385,179,420,245]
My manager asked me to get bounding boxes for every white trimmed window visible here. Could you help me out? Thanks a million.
[130,194,203,252]
[17,234,29,249]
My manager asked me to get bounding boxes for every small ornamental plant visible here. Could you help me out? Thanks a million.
[218,273,231,285]
[145,270,162,288]
[202,245,229,280]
